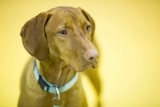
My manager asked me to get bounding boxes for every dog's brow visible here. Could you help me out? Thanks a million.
[65,9,77,17]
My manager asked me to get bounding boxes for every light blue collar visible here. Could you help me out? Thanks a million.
[33,61,79,95]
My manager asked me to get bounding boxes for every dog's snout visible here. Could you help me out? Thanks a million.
[84,49,98,62]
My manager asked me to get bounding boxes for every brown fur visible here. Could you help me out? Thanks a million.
[18,6,101,107]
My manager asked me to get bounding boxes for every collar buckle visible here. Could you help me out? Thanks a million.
[38,75,49,92]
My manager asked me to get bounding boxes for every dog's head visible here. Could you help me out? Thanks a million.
[21,6,98,71]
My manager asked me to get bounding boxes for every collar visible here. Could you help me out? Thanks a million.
[33,61,78,94]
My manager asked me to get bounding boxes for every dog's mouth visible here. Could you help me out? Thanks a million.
[87,60,98,69]
[81,62,97,71]
[65,52,98,72]
[68,59,98,72]
[91,61,97,69]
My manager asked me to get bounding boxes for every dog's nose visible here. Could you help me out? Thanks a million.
[84,49,98,62]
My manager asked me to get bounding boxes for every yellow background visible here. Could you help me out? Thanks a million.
[0,0,160,107]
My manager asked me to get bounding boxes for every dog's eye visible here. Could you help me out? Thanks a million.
[58,30,68,36]
[86,25,91,33]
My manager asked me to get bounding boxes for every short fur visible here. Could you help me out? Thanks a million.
[18,6,101,107]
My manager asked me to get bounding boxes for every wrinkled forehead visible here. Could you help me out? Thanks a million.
[46,7,87,30]
[52,7,84,19]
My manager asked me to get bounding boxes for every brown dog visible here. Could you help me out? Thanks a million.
[18,6,101,107]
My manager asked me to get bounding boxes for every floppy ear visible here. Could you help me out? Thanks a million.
[20,12,50,61]
[79,8,95,41]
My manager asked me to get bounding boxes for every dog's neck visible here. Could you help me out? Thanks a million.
[36,58,76,87]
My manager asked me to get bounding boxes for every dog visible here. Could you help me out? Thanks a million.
[18,6,101,107]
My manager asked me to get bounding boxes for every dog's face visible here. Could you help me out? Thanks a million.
[21,7,98,71]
